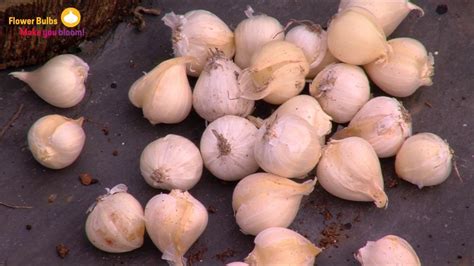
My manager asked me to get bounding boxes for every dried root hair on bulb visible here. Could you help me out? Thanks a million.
[310,63,370,123]
[234,6,284,69]
[10,54,89,108]
[338,0,424,36]
[285,20,337,78]
[85,184,145,253]
[232,173,317,235]
[200,115,259,181]
[193,49,254,122]
[245,227,321,265]
[333,96,412,158]
[395,133,453,188]
[28,114,86,169]
[140,134,203,191]
[162,10,235,76]
[365,37,434,97]
[145,190,208,266]
[317,137,388,208]
[355,235,421,266]
[128,57,194,125]
[254,114,321,178]
[327,7,390,65]
[238,40,310,105]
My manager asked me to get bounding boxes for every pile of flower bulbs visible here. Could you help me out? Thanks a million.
[10,1,455,265]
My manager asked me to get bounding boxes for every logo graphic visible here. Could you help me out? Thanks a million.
[61,8,81,28]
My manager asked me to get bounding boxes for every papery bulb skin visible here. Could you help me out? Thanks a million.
[193,51,254,122]
[310,63,370,123]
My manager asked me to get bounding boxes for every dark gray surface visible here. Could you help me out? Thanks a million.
[1,0,473,265]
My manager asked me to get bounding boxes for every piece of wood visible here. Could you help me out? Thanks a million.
[0,0,139,69]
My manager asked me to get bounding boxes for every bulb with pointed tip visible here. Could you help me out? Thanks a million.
[355,235,421,266]
[10,54,88,108]
[232,173,317,235]
[395,133,452,188]
[245,227,321,265]
[129,57,193,125]
[338,0,424,36]
[162,10,235,76]
[145,190,208,266]
[234,6,284,69]
[317,137,388,208]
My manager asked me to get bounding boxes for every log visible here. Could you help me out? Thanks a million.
[0,0,139,69]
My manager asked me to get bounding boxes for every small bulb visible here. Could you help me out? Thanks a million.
[310,63,370,123]
[317,137,388,208]
[395,133,452,188]
[85,184,145,253]
[10,54,88,108]
[234,6,284,69]
[365,37,434,97]
[128,57,193,125]
[254,114,321,178]
[245,227,321,265]
[333,96,412,158]
[200,115,259,181]
[238,40,309,105]
[162,10,235,76]
[140,134,203,191]
[28,114,85,169]
[338,0,424,36]
[145,190,208,266]
[327,7,389,65]
[232,173,316,235]
[355,235,421,265]
[193,50,254,122]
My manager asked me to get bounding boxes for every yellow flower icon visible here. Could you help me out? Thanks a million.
[61,7,81,28]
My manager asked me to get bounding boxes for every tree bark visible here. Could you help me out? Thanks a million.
[0,0,139,69]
